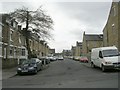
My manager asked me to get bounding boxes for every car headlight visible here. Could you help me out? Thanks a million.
[29,67,34,70]
[18,68,22,70]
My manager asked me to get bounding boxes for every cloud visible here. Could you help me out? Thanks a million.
[54,2,111,32]
[0,2,112,52]
[47,2,112,52]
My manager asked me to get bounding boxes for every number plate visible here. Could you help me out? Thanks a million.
[22,70,28,72]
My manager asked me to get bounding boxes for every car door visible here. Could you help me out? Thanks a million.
[98,51,103,67]
[38,59,42,70]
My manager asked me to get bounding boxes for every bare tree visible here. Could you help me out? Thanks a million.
[10,6,53,58]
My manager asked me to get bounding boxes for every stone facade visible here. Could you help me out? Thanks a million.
[82,32,103,57]
[2,14,28,68]
[75,41,82,56]
[71,46,76,57]
[2,14,51,68]
[103,1,120,51]
[62,50,72,58]
[49,49,55,56]
[0,16,2,59]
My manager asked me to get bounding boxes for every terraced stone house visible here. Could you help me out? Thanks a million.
[82,32,103,58]
[103,1,120,51]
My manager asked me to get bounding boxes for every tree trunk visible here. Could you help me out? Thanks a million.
[25,11,32,59]
[26,36,32,59]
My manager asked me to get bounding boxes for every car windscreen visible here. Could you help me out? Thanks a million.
[22,59,36,65]
[103,49,119,57]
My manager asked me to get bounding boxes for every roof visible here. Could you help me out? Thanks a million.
[85,34,103,41]
[76,42,82,46]
[100,46,117,50]
[92,46,118,51]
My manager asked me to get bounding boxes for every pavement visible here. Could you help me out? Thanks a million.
[2,64,49,80]
[2,67,18,80]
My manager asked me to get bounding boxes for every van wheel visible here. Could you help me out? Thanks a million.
[91,62,95,68]
[102,65,106,72]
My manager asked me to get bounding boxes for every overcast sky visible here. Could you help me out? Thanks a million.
[0,0,112,53]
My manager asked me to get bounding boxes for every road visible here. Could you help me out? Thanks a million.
[2,59,119,88]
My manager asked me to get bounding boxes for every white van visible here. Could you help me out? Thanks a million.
[91,46,120,72]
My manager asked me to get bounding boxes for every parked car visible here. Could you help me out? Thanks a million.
[79,56,88,63]
[45,56,51,64]
[73,56,80,61]
[17,58,43,75]
[57,56,64,60]
[49,56,57,61]
[91,46,120,72]
[40,57,50,65]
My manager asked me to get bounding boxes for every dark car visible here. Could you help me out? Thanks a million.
[17,58,42,75]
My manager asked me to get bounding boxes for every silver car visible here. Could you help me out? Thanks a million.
[17,58,42,75]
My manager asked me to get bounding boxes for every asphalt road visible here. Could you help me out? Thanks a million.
[2,59,119,88]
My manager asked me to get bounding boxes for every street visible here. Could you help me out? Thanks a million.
[2,59,119,88]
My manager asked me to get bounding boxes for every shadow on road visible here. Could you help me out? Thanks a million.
[90,66,120,73]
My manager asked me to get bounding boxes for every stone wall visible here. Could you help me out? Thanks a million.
[2,58,18,69]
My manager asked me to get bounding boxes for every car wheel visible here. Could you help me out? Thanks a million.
[102,65,106,72]
[40,65,43,71]
[17,72,21,75]
[34,68,38,74]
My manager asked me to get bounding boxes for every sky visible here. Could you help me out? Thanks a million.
[0,0,113,53]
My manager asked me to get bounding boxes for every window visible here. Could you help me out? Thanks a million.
[10,30,13,41]
[13,22,16,28]
[11,21,13,27]
[4,48,6,58]
[99,51,103,58]
[10,47,13,56]
[21,49,25,56]
[29,40,32,46]
[103,49,118,57]
[19,34,21,44]
[14,47,17,57]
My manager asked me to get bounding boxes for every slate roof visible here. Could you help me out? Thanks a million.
[76,42,82,46]
[85,34,103,41]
